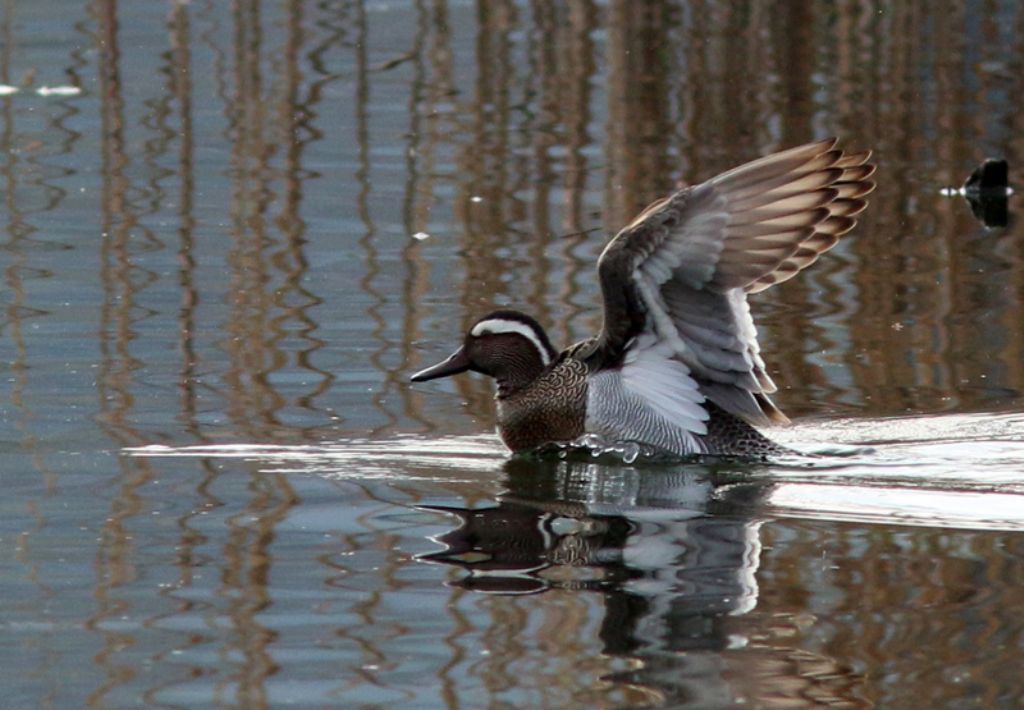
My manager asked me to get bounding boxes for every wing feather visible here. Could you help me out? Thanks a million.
[586,336,708,454]
[591,138,875,426]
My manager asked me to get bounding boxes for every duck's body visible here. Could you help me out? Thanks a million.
[433,325,783,457]
[412,139,876,458]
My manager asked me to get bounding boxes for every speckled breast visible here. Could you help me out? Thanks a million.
[495,358,589,452]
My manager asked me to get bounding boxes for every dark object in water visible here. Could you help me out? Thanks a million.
[961,159,1011,227]
[963,159,1008,193]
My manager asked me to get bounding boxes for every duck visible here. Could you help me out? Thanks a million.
[411,138,876,458]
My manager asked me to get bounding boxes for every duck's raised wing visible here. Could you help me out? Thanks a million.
[589,138,875,426]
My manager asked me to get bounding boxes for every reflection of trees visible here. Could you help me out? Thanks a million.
[3,1,1024,707]
[87,1,316,705]
[7,2,1024,449]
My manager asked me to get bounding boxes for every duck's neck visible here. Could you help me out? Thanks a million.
[494,365,545,398]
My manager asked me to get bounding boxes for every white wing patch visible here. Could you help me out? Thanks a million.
[620,336,708,434]
[586,335,709,455]
[471,318,552,366]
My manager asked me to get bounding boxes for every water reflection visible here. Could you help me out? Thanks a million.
[421,457,863,707]
[6,0,1022,443]
[3,0,1024,708]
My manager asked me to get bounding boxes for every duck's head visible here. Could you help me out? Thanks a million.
[411,310,558,393]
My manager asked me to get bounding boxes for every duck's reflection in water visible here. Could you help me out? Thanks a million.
[419,457,866,707]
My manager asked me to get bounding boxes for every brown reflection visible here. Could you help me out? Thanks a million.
[87,1,313,706]
[219,0,285,438]
[215,0,339,441]
[1004,4,1024,392]
[754,519,1024,709]
[0,3,64,701]
[168,0,202,440]
[449,0,521,417]
[397,0,447,430]
[317,480,419,702]
[550,2,599,345]
[352,0,400,437]
[143,6,221,707]
[519,1,602,348]
[222,472,298,709]
[837,2,1024,418]
[93,0,144,445]
[88,1,161,705]
[271,0,338,430]
[605,1,675,223]
[0,1,59,503]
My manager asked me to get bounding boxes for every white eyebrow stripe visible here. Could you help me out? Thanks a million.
[471,318,552,366]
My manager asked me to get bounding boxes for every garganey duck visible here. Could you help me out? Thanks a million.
[412,138,876,458]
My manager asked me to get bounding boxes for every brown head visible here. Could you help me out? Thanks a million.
[410,310,558,395]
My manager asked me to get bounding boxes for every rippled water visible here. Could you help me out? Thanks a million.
[4,1,1024,708]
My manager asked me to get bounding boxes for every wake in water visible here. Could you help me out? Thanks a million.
[126,411,1024,530]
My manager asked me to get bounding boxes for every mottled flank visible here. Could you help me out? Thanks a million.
[496,357,588,452]
[702,402,790,458]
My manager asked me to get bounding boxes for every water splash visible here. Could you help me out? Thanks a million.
[543,434,683,465]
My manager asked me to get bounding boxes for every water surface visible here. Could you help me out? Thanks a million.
[3,1,1024,707]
